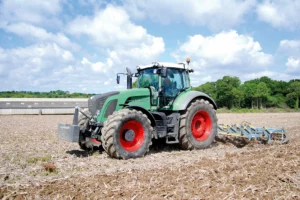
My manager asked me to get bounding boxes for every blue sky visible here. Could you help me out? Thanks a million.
[0,0,300,93]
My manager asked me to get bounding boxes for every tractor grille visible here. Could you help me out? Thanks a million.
[88,91,119,116]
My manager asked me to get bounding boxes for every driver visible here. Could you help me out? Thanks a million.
[163,70,174,96]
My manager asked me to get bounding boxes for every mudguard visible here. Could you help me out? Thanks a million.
[172,90,217,110]
[125,105,156,127]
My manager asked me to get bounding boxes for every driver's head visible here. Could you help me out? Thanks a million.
[163,77,171,87]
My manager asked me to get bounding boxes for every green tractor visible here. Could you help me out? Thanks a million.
[58,58,218,159]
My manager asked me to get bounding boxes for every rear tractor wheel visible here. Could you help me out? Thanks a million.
[102,109,152,159]
[179,99,217,150]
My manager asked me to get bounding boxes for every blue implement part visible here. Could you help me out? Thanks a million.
[217,122,289,145]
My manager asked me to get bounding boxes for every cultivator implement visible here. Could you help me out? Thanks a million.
[217,122,289,147]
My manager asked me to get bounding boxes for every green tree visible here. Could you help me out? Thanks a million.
[132,79,137,88]
[216,76,241,108]
[266,94,285,108]
[287,81,300,109]
[193,82,216,99]
[231,87,244,108]
[241,82,257,108]
[259,76,276,95]
[274,80,289,96]
[254,82,270,109]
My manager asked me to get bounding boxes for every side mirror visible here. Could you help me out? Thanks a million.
[162,68,167,78]
[117,75,120,84]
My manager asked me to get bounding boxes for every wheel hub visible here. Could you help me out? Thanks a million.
[119,120,145,152]
[123,129,135,142]
[191,111,212,141]
[195,120,201,130]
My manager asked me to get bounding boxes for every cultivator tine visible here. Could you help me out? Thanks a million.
[217,123,289,146]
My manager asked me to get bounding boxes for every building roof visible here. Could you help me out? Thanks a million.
[0,98,87,102]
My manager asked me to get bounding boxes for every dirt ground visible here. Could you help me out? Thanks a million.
[0,113,299,199]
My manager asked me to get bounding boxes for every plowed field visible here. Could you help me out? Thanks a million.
[0,113,299,199]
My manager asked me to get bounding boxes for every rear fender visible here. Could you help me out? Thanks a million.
[172,91,217,110]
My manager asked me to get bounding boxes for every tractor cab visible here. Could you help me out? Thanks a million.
[136,63,191,108]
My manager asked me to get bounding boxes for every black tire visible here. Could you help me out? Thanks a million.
[102,109,152,159]
[179,99,217,150]
[78,109,91,150]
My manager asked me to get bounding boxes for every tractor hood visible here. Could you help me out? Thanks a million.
[117,88,151,109]
[88,91,120,116]
[93,88,151,123]
[89,89,151,116]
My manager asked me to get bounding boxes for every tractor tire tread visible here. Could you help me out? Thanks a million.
[102,109,152,159]
[179,99,218,150]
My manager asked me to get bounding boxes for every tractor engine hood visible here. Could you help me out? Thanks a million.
[117,88,151,109]
[88,91,120,116]
[88,88,151,117]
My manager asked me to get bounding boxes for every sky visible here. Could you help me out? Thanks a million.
[0,0,300,94]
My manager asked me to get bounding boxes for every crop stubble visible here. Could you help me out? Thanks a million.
[0,113,299,199]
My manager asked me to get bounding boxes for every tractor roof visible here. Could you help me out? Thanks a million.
[137,62,187,70]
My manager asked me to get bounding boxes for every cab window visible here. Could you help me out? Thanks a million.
[162,68,188,97]
[137,68,159,90]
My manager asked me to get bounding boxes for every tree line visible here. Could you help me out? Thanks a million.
[1,76,299,109]
[0,90,94,98]
[193,76,300,109]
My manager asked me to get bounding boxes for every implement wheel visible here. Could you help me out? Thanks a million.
[179,99,217,150]
[102,109,152,159]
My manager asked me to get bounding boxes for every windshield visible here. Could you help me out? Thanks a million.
[137,68,159,90]
[137,67,190,97]
[163,68,189,97]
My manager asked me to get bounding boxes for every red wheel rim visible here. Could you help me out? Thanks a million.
[120,120,145,152]
[191,110,212,141]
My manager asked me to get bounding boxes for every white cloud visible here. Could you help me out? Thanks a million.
[67,5,165,72]
[4,1,297,93]
[3,43,74,64]
[81,57,108,73]
[122,0,256,30]
[107,37,165,64]
[203,76,212,82]
[0,43,77,90]
[173,30,272,70]
[68,5,146,47]
[0,43,111,93]
[0,0,63,27]
[277,40,300,75]
[244,70,298,82]
[244,70,276,80]
[3,23,79,50]
[172,30,273,86]
[61,65,74,73]
[257,0,300,30]
[0,5,165,93]
[286,57,300,75]
[278,40,300,56]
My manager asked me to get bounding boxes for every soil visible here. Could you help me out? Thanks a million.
[0,113,299,199]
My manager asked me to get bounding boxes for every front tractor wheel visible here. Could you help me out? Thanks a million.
[78,109,91,150]
[102,109,152,159]
[179,99,217,150]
